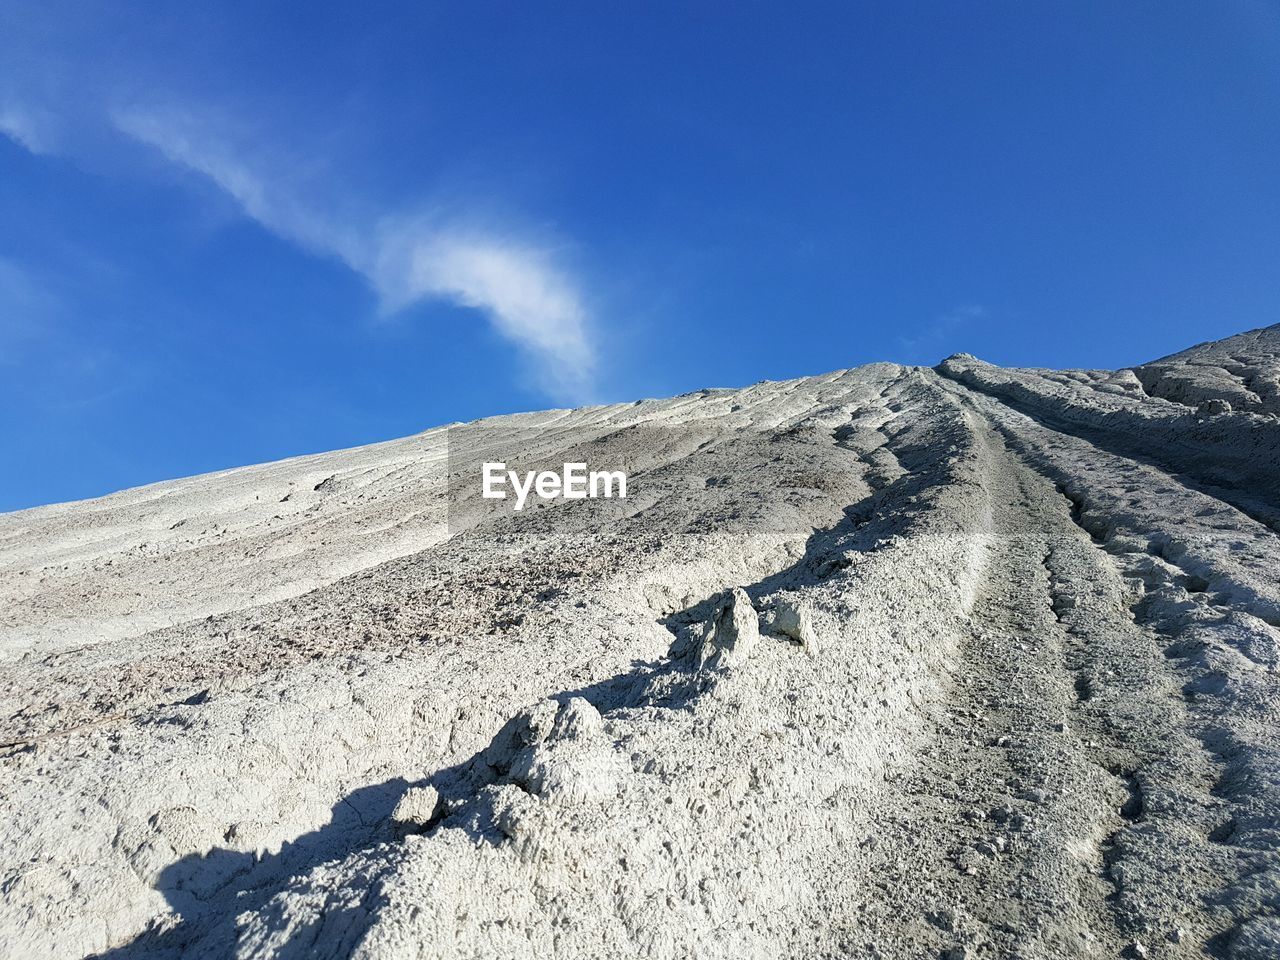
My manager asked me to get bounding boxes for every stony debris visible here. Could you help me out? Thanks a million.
[390,786,441,834]
[692,586,762,670]
[761,597,820,655]
[506,698,622,804]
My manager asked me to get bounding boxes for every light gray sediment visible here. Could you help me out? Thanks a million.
[3,328,1279,959]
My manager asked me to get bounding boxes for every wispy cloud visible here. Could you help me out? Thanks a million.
[392,231,594,396]
[111,109,351,259]
[111,108,598,400]
[0,102,54,154]
[0,257,59,361]
[108,107,598,401]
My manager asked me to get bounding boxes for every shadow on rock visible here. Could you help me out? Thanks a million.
[93,425,956,958]
[90,779,411,960]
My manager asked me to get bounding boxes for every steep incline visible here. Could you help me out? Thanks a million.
[1135,325,1280,416]
[939,330,1280,526]
[2,326,1278,960]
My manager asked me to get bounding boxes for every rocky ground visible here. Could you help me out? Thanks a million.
[2,326,1278,959]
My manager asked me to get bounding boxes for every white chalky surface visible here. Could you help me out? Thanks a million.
[2,326,1279,959]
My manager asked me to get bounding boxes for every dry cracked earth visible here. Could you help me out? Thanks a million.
[2,325,1279,959]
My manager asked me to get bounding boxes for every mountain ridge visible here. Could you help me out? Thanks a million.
[3,324,1279,959]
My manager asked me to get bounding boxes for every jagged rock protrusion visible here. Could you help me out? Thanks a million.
[505,697,622,805]
[695,587,761,670]
[762,598,820,655]
[391,785,442,834]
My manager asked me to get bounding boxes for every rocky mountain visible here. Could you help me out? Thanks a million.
[3,325,1279,959]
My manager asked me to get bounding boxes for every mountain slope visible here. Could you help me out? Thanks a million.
[2,329,1278,960]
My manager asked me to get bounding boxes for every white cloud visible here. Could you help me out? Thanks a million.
[112,107,597,401]
[0,102,54,154]
[399,234,593,395]
[113,109,361,265]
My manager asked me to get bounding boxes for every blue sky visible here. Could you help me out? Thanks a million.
[2,2,1278,511]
